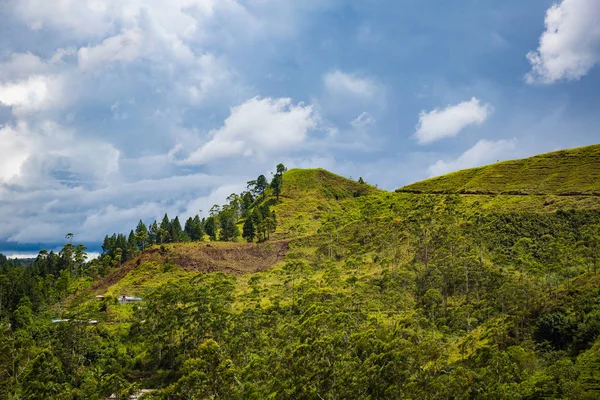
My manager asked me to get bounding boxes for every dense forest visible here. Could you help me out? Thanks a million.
[2,147,600,399]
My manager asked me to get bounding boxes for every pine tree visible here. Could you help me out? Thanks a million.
[276,163,287,179]
[219,218,240,242]
[204,216,217,241]
[160,214,171,243]
[114,233,127,260]
[148,220,158,245]
[242,219,255,242]
[128,230,137,251]
[271,174,282,201]
[101,235,113,255]
[171,216,183,242]
[241,191,254,214]
[256,175,268,196]
[135,220,148,250]
[184,217,194,240]
[192,215,204,241]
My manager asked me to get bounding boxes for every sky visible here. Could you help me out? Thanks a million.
[1,0,599,256]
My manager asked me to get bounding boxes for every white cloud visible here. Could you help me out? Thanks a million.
[0,124,32,181]
[0,120,120,186]
[0,49,75,81]
[350,112,375,129]
[0,53,49,80]
[184,53,242,104]
[428,139,517,177]
[183,97,316,165]
[14,0,207,39]
[323,70,379,99]
[78,29,145,70]
[12,0,322,45]
[414,97,492,144]
[526,0,600,84]
[0,171,249,244]
[0,76,52,110]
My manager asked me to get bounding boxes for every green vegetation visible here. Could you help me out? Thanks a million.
[400,144,600,195]
[3,147,600,398]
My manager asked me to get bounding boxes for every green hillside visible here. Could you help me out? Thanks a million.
[269,168,379,237]
[399,144,600,195]
[3,148,600,399]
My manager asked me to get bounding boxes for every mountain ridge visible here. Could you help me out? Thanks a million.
[398,143,600,196]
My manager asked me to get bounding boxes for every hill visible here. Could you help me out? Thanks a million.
[4,146,600,399]
[267,168,379,237]
[398,144,600,195]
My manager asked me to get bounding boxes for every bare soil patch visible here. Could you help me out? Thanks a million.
[86,240,289,294]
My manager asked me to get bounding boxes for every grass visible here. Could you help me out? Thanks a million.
[105,260,194,297]
[270,168,379,237]
[398,144,600,196]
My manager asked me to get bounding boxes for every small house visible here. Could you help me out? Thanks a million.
[118,295,143,304]
[106,389,155,399]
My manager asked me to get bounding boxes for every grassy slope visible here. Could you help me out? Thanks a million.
[269,168,379,238]
[399,144,600,196]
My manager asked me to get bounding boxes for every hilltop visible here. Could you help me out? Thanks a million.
[399,144,600,196]
[268,168,379,237]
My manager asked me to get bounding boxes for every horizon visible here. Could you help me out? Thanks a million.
[2,0,600,255]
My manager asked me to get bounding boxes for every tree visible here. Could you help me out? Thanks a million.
[59,243,74,276]
[184,217,195,241]
[148,220,159,245]
[102,235,114,255]
[136,229,149,251]
[271,174,282,201]
[73,244,88,277]
[242,219,255,242]
[358,177,365,184]
[160,214,171,243]
[205,216,217,241]
[158,228,170,244]
[192,215,204,241]
[276,163,286,176]
[241,191,254,215]
[540,234,560,292]
[135,220,148,250]
[183,215,205,241]
[581,224,600,274]
[116,233,129,260]
[219,212,240,242]
[114,248,123,268]
[256,175,268,196]
[260,217,276,241]
[171,216,183,242]
[163,339,239,399]
[128,230,137,250]
[209,205,221,217]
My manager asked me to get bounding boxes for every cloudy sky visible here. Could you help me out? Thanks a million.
[1,0,599,256]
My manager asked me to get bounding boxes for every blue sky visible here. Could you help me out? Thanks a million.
[1,0,599,256]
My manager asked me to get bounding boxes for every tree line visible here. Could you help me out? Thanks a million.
[100,164,287,266]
